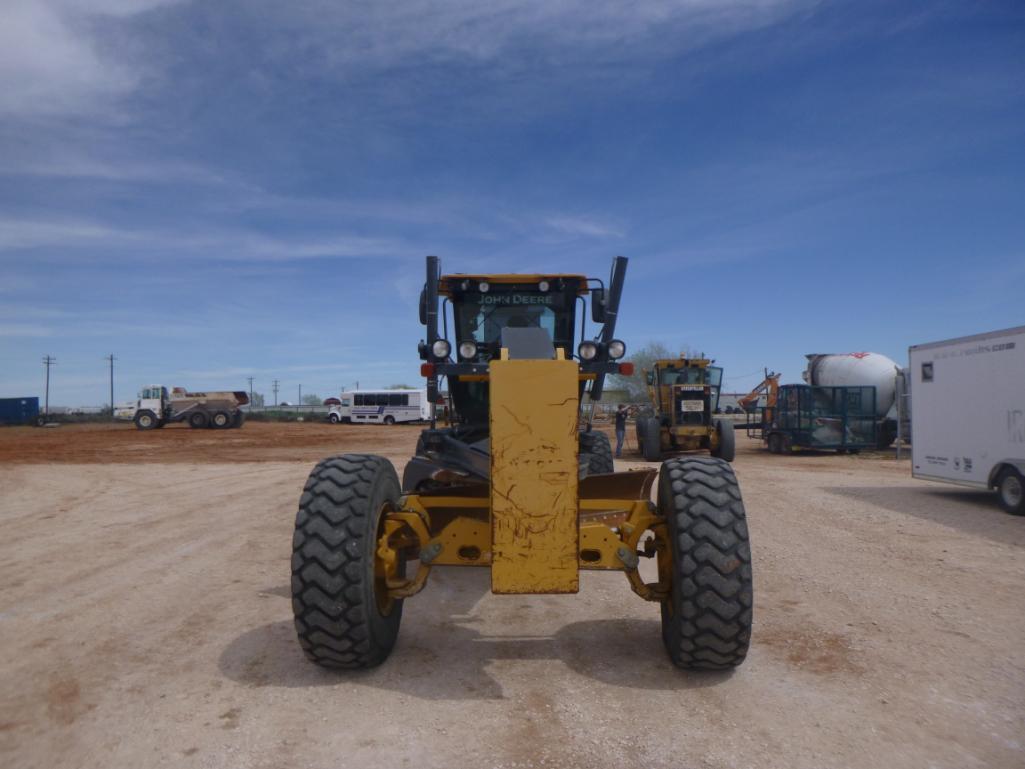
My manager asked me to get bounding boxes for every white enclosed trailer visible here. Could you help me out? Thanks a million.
[909,325,1025,515]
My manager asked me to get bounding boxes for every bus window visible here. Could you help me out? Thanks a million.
[355,394,364,406]
[341,400,350,407]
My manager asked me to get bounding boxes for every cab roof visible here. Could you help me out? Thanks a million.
[439,273,590,297]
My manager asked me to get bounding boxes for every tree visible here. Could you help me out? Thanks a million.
[387,383,417,389]
[250,392,265,408]
[302,393,322,405]
[607,341,692,402]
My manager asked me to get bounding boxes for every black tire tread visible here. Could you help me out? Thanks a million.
[580,431,615,474]
[642,417,662,462]
[711,419,736,462]
[660,455,752,670]
[291,453,403,669]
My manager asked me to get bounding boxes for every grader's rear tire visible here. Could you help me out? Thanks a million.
[580,430,614,474]
[188,412,208,429]
[711,419,736,462]
[211,411,231,429]
[641,417,662,462]
[291,454,405,668]
[658,456,752,670]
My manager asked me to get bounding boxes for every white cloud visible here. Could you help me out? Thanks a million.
[0,0,813,119]
[0,0,183,118]
[0,323,54,338]
[546,215,625,239]
[0,216,414,261]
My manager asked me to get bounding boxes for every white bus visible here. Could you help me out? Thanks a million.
[328,389,430,425]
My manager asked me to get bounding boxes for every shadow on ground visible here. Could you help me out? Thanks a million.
[824,485,1023,544]
[224,570,732,699]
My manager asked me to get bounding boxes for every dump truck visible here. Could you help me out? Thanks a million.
[128,385,249,430]
[290,256,753,670]
[634,356,735,462]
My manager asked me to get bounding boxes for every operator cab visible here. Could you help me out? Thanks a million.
[420,271,628,431]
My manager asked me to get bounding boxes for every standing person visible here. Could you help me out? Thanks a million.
[614,404,628,458]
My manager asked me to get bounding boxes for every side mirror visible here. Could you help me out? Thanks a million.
[419,287,428,326]
[590,287,605,323]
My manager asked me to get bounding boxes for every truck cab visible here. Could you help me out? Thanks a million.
[135,385,170,426]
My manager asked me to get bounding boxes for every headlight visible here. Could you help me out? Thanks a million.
[432,339,451,359]
[578,341,599,360]
[538,280,550,292]
[607,340,626,360]
[458,341,477,360]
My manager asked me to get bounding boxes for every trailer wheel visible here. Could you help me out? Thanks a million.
[641,417,662,462]
[996,467,1025,516]
[580,430,614,474]
[329,413,340,424]
[188,412,208,429]
[658,456,752,670]
[134,410,158,430]
[711,419,736,462]
[384,415,396,425]
[211,411,231,429]
[292,454,406,668]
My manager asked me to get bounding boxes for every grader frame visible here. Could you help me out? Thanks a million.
[290,255,752,671]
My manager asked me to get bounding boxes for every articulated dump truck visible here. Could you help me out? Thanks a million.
[290,256,753,670]
[129,385,249,430]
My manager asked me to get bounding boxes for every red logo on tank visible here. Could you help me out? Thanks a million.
[848,352,870,359]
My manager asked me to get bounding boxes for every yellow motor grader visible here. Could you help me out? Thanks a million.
[290,256,753,670]
[635,357,736,462]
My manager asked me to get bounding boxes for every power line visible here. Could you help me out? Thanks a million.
[42,355,56,417]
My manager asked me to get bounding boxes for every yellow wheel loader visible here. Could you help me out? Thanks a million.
[635,357,736,463]
[290,256,753,670]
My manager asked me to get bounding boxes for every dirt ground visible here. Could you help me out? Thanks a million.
[1,423,1023,769]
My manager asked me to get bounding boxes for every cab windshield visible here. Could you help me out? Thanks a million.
[452,290,576,352]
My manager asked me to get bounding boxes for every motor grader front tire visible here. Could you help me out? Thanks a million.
[580,430,614,474]
[291,454,405,669]
[658,456,752,670]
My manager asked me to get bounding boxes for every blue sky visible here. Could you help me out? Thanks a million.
[1,0,1023,406]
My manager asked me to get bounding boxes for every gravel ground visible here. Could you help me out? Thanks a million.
[0,424,1022,769]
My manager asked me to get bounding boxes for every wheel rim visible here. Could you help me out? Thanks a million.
[140,415,151,427]
[1002,474,1023,507]
[215,415,227,426]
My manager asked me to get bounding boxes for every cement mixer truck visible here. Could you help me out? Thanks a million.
[126,385,249,430]
[803,352,905,447]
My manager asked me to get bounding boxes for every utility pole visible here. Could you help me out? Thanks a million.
[272,379,279,406]
[298,384,302,411]
[42,355,56,418]
[105,354,116,419]
[247,376,254,409]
